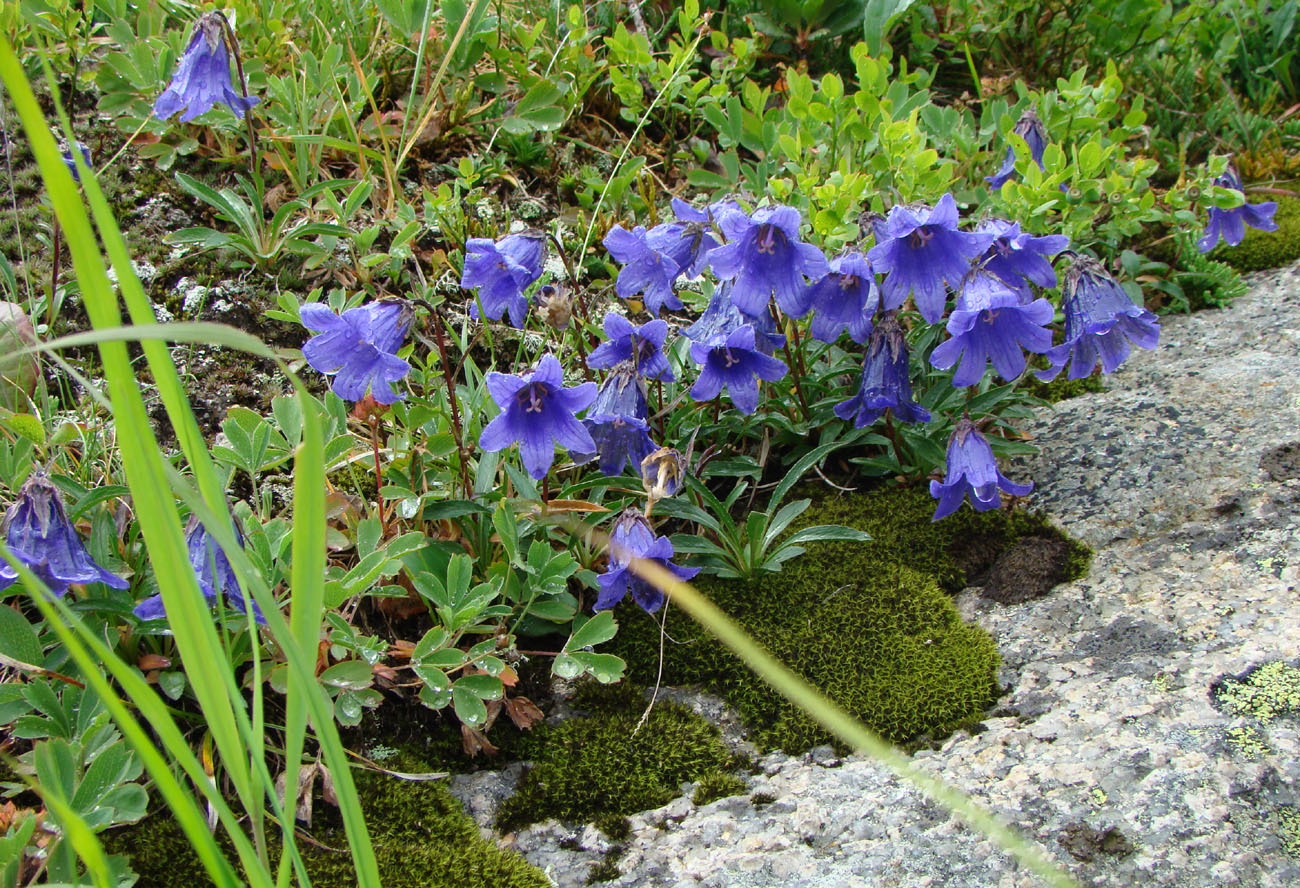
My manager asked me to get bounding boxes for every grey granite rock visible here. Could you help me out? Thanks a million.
[454,261,1300,888]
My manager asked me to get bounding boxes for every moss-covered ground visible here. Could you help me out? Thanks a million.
[609,484,1090,753]
[103,753,550,888]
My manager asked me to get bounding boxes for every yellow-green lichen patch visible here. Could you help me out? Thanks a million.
[496,682,735,831]
[610,485,1083,752]
[1213,661,1300,721]
[1278,806,1300,859]
[104,754,549,888]
[1211,196,1300,272]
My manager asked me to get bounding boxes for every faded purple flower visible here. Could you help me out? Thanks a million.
[708,204,828,317]
[300,300,412,404]
[154,14,260,123]
[575,365,657,477]
[134,517,263,624]
[460,232,545,328]
[0,473,128,597]
[641,447,685,502]
[604,224,684,315]
[1197,166,1279,253]
[929,417,1033,521]
[688,325,787,415]
[868,194,994,324]
[987,109,1048,189]
[479,354,597,480]
[806,253,879,345]
[834,313,930,428]
[588,314,674,381]
[975,219,1069,298]
[593,508,699,613]
[683,282,785,355]
[1036,257,1160,382]
[929,269,1055,387]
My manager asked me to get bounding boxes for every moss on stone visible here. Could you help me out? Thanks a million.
[692,771,748,806]
[1278,806,1300,859]
[1211,195,1300,272]
[609,485,1086,752]
[104,754,549,888]
[496,690,733,831]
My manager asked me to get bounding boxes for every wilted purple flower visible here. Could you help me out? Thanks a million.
[61,144,92,182]
[154,13,260,123]
[987,109,1048,189]
[134,517,263,624]
[0,473,128,597]
[806,253,879,345]
[708,204,829,317]
[975,219,1069,298]
[479,354,597,480]
[301,300,412,404]
[689,325,787,415]
[929,269,1055,387]
[929,417,1033,521]
[535,284,574,331]
[1036,257,1160,382]
[868,194,994,324]
[834,313,930,428]
[641,447,685,502]
[575,365,657,477]
[683,282,785,355]
[588,314,674,381]
[603,224,685,315]
[460,232,545,328]
[594,508,699,613]
[1197,166,1279,253]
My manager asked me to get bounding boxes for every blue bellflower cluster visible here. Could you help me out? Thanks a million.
[602,200,732,316]
[1197,166,1279,253]
[301,300,413,404]
[594,508,699,613]
[135,517,263,624]
[154,13,259,122]
[0,473,128,597]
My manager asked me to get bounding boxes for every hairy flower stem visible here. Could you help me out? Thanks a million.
[215,12,264,240]
[369,415,387,535]
[780,337,810,421]
[546,232,594,381]
[883,410,908,472]
[428,307,473,497]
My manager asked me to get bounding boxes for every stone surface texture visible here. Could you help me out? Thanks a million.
[454,262,1300,888]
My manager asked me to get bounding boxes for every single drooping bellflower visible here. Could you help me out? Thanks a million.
[689,325,788,415]
[460,232,545,328]
[805,252,880,345]
[593,508,699,613]
[154,13,260,122]
[929,269,1055,387]
[868,194,994,324]
[683,282,785,355]
[1036,256,1160,382]
[479,354,597,480]
[300,300,412,404]
[0,473,129,597]
[603,224,686,316]
[929,417,1033,521]
[134,517,263,624]
[575,364,658,478]
[1197,165,1279,253]
[834,312,930,429]
[708,204,829,318]
[986,109,1048,189]
[975,219,1069,299]
[588,314,674,381]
